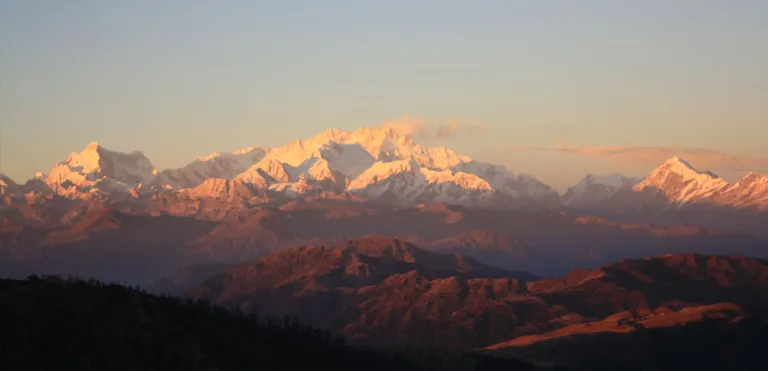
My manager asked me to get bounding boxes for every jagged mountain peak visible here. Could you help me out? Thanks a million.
[44,141,157,198]
[153,146,267,190]
[634,157,729,204]
[0,173,18,196]
[708,171,768,209]
[658,156,720,178]
[0,173,15,186]
[218,127,550,207]
[81,141,149,161]
[31,130,766,211]
[643,156,724,184]
[663,155,692,167]
[738,171,768,184]
[265,126,467,171]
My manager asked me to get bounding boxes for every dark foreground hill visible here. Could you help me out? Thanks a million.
[2,275,768,370]
[0,276,541,371]
[478,315,768,371]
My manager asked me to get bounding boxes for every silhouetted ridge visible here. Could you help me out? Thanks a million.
[1,276,546,371]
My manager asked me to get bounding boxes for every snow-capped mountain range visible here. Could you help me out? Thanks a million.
[3,127,767,211]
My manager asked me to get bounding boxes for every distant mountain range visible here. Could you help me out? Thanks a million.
[3,126,768,286]
[3,127,767,212]
[3,200,766,285]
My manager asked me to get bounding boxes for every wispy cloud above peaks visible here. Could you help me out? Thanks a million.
[435,122,459,138]
[522,142,768,174]
[378,116,487,140]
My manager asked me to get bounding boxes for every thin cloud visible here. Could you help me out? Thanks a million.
[522,144,768,173]
[435,122,459,138]
[379,116,488,140]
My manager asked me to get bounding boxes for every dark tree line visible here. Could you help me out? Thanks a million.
[2,275,765,371]
[0,275,536,371]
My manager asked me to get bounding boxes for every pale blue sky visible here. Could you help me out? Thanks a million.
[2,0,767,190]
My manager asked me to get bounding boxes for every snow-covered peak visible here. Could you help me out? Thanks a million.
[561,173,640,206]
[44,141,157,197]
[265,127,471,171]
[705,171,768,209]
[737,171,768,185]
[153,146,266,189]
[346,160,422,191]
[634,157,729,203]
[233,146,261,155]
[641,157,724,184]
[663,156,690,167]
[20,127,558,209]
[658,156,719,178]
[451,162,558,200]
[0,173,18,195]
[0,173,15,187]
[725,171,768,194]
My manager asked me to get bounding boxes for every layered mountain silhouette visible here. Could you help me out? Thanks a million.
[178,238,768,352]
[4,201,767,284]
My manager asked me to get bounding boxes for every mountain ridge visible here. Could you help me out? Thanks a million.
[186,242,768,349]
[4,127,768,212]
[12,127,563,209]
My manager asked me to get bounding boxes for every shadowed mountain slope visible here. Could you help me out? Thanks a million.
[189,244,768,350]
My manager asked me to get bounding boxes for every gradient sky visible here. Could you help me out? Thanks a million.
[2,0,767,191]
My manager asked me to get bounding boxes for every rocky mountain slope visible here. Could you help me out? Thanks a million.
[479,312,768,370]
[187,240,768,350]
[479,253,768,369]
